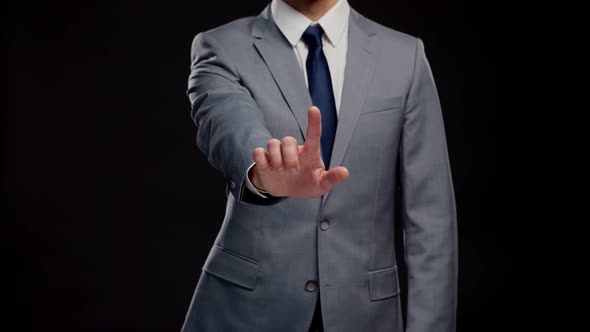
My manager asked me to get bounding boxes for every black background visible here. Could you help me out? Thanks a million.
[2,0,561,331]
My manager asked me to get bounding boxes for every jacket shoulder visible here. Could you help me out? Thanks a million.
[192,16,256,50]
[353,9,418,51]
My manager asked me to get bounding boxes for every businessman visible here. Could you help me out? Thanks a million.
[181,0,457,331]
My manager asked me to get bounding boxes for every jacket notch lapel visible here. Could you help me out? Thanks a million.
[323,10,377,206]
[252,6,312,140]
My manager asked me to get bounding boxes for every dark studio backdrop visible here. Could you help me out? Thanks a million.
[2,0,561,331]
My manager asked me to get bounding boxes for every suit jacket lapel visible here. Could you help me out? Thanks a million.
[323,9,377,206]
[328,10,376,170]
[252,5,312,140]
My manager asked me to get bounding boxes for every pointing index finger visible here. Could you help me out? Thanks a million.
[304,106,322,152]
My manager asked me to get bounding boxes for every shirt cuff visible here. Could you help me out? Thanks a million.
[244,162,268,198]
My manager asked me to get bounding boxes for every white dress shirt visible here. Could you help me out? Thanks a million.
[245,0,350,198]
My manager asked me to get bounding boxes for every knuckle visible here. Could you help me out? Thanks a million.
[267,138,280,147]
[281,136,297,145]
[284,160,298,169]
[253,152,264,161]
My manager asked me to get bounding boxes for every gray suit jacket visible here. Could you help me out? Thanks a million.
[182,4,457,332]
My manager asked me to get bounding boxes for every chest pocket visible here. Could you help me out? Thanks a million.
[360,95,404,116]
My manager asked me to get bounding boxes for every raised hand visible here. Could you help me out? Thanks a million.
[250,106,350,199]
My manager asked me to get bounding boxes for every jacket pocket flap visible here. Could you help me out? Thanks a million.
[368,265,400,301]
[202,245,261,291]
[361,95,404,115]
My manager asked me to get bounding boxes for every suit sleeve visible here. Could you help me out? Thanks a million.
[188,32,286,206]
[400,38,458,332]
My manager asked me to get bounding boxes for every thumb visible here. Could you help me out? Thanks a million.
[319,166,350,193]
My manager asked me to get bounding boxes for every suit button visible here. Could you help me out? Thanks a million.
[319,218,329,231]
[305,280,318,292]
[229,180,236,190]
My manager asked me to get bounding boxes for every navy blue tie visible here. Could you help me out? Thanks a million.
[302,25,337,169]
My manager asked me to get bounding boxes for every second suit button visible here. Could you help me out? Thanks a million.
[305,280,318,292]
[320,218,330,231]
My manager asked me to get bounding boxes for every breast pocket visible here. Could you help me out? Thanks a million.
[360,95,404,116]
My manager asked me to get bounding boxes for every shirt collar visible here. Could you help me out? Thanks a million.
[271,0,350,48]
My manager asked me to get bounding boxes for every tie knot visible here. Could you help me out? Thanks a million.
[302,25,324,49]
